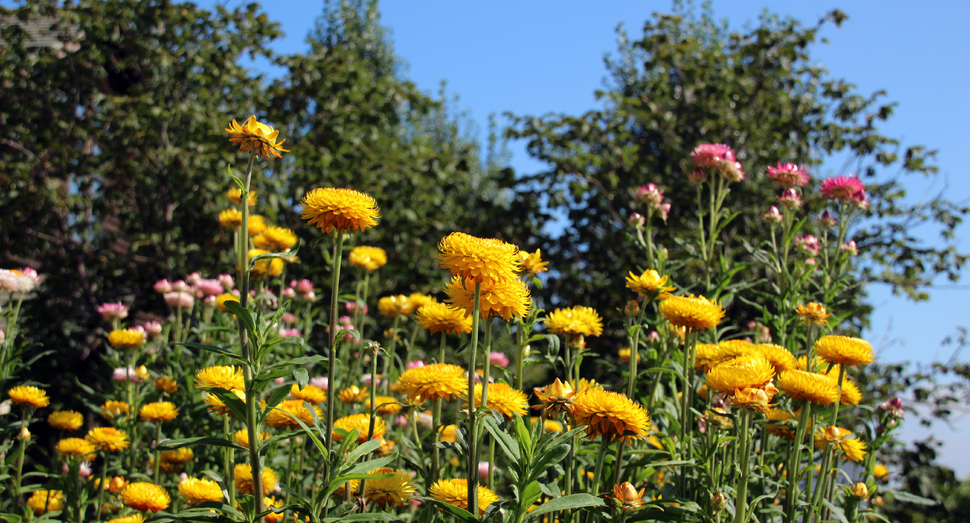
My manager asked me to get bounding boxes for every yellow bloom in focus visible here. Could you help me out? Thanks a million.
[364,467,417,508]
[338,385,368,404]
[139,402,178,423]
[468,383,528,418]
[233,429,270,449]
[254,227,298,252]
[333,413,386,444]
[27,490,65,515]
[776,370,841,405]
[694,343,723,372]
[247,215,267,236]
[248,248,284,278]
[755,344,798,373]
[265,399,323,430]
[570,389,650,443]
[372,396,403,415]
[429,478,500,516]
[814,427,867,462]
[444,275,531,321]
[545,306,604,337]
[101,400,131,420]
[814,335,874,367]
[796,302,831,326]
[215,293,237,313]
[704,354,775,393]
[154,376,178,394]
[158,448,194,473]
[416,302,474,336]
[120,482,170,512]
[86,427,129,452]
[203,389,246,417]
[179,477,224,506]
[218,208,243,229]
[533,378,576,417]
[436,232,520,284]
[234,464,279,495]
[395,363,467,402]
[107,328,146,350]
[225,115,289,159]
[379,295,413,318]
[227,187,257,207]
[57,438,97,461]
[518,249,549,276]
[349,246,388,271]
[659,295,725,330]
[301,188,380,234]
[48,410,84,431]
[290,383,326,404]
[625,269,676,297]
[107,514,145,523]
[195,366,244,391]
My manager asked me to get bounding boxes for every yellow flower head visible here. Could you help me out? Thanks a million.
[445,275,530,321]
[225,115,289,159]
[101,400,131,420]
[468,383,528,418]
[754,344,798,373]
[154,376,178,394]
[429,478,500,516]
[107,329,146,350]
[545,306,604,337]
[227,187,257,207]
[364,467,417,508]
[158,448,194,473]
[874,463,890,483]
[436,232,520,284]
[439,425,459,443]
[796,302,831,326]
[248,248,284,278]
[394,363,467,402]
[263,496,285,523]
[290,383,326,404]
[717,339,755,360]
[265,399,323,430]
[416,301,474,336]
[86,427,129,452]
[518,249,549,276]
[253,227,298,252]
[57,438,97,461]
[776,370,841,405]
[203,389,246,417]
[48,410,83,431]
[379,295,413,318]
[611,482,646,510]
[570,389,650,443]
[694,343,723,372]
[120,482,170,512]
[625,269,676,297]
[107,514,145,523]
[372,396,403,415]
[233,428,270,449]
[333,413,387,444]
[234,464,279,495]
[338,385,368,404]
[349,246,388,271]
[659,295,725,330]
[531,417,564,433]
[763,409,796,440]
[215,293,237,313]
[533,378,576,417]
[195,366,245,391]
[247,215,267,236]
[27,490,65,515]
[838,377,862,405]
[301,188,380,234]
[813,426,867,462]
[139,402,178,423]
[814,335,874,367]
[179,477,224,506]
[618,348,640,363]
[705,354,775,393]
[218,208,243,229]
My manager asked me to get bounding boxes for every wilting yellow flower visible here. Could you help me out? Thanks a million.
[468,383,528,418]
[225,115,289,159]
[416,302,474,336]
[121,482,170,512]
[101,400,131,420]
[796,302,831,326]
[379,295,413,318]
[218,208,243,228]
[371,396,403,415]
[518,249,549,276]
[436,232,520,284]
[57,438,97,461]
[349,246,388,271]
[234,464,279,495]
[86,427,129,452]
[333,414,386,444]
[195,366,244,391]
[254,227,298,252]
[570,389,650,442]
[227,187,257,207]
[301,188,380,234]
[265,399,323,430]
[48,410,83,431]
[338,385,368,404]
[215,293,237,313]
[755,344,798,373]
[248,248,284,278]
[233,429,270,449]
[429,478,500,516]
[611,482,646,510]
[203,389,246,417]
[776,370,841,405]
[107,329,145,350]
[263,496,285,523]
[625,270,676,297]
[27,490,65,515]
[533,378,576,417]
[107,514,145,523]
[873,463,890,483]
[618,348,640,363]
[290,383,326,404]
[705,354,775,393]
[659,295,725,330]
[364,467,417,508]
[444,275,530,321]
[154,376,178,394]
[139,402,179,423]
[158,448,194,473]
[394,363,467,402]
[814,335,874,367]
[545,306,604,337]
[179,477,224,506]
[814,426,867,462]
[247,215,267,236]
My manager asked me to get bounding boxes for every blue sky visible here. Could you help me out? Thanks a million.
[208,0,970,473]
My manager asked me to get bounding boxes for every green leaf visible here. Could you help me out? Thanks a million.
[293,368,309,388]
[223,301,256,341]
[156,437,245,452]
[178,342,247,364]
[891,490,937,506]
[422,499,479,523]
[265,385,292,412]
[199,388,247,421]
[526,494,606,519]
[483,416,520,461]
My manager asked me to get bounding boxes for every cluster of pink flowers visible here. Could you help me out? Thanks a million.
[324,315,357,344]
[634,183,671,221]
[795,235,821,256]
[97,302,129,322]
[690,143,745,182]
[281,279,316,301]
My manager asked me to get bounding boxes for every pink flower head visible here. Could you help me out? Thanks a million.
[658,203,671,221]
[113,367,141,383]
[164,291,195,309]
[763,206,783,224]
[406,360,426,370]
[0,329,5,343]
[79,461,93,478]
[766,162,810,188]
[217,274,235,291]
[20,268,41,286]
[281,287,297,300]
[820,175,865,202]
[647,331,661,342]
[153,279,173,294]
[296,279,314,295]
[278,328,301,338]
[185,272,202,285]
[817,210,837,228]
[273,377,286,385]
[777,188,802,209]
[97,302,129,322]
[796,235,821,256]
[489,351,510,368]
[338,315,353,326]
[361,373,382,388]
[281,313,297,325]
[172,280,190,293]
[302,291,317,302]
[478,462,490,479]
[635,184,664,206]
[841,240,858,256]
[688,168,708,184]
[131,325,146,335]
[394,415,408,428]
[690,143,736,169]
[193,279,224,297]
[310,376,329,391]
[345,301,369,314]
[627,212,645,228]
[144,321,163,338]
[721,160,746,183]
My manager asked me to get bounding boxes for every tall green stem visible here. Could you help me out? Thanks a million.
[153,422,162,484]
[466,282,482,518]
[13,407,29,499]
[733,409,753,523]
[360,344,381,500]
[324,230,346,456]
[224,415,236,508]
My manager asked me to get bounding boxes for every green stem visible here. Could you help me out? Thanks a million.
[466,282,482,518]
[379,316,401,394]
[515,320,525,390]
[439,332,447,364]
[360,344,381,499]
[627,301,648,398]
[95,452,108,517]
[324,230,346,456]
[224,415,236,508]
[13,407,28,499]
[733,409,753,523]
[153,422,162,484]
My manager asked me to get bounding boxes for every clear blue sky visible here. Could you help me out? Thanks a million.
[209,0,970,473]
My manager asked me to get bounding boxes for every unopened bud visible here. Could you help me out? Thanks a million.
[522,344,531,358]
[19,426,31,442]
[628,212,646,228]
[871,496,884,506]
[624,300,640,318]
[711,492,727,512]
[851,482,869,500]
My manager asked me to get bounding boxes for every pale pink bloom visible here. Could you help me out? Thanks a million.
[394,415,408,428]
[763,206,783,224]
[278,328,301,338]
[203,295,216,307]
[179,472,189,483]
[817,210,837,227]
[79,462,93,478]
[113,367,142,383]
[194,279,224,297]
[345,301,367,314]
[144,321,162,338]
[796,235,821,255]
[406,360,425,370]
[338,315,353,326]
[658,203,671,221]
[302,291,317,302]
[296,279,314,294]
[281,287,297,299]
[153,279,173,294]
[690,143,736,169]
[274,377,286,385]
[647,331,660,342]
[217,274,234,290]
[361,374,382,388]
[0,270,33,293]
[841,240,858,256]
[0,399,11,415]
[635,184,664,206]
[20,267,41,286]
[820,175,865,202]
[97,302,129,322]
[688,168,707,184]
[171,280,190,293]
[628,212,645,228]
[805,257,817,267]
[164,291,195,309]
[185,272,202,285]
[478,462,490,478]
[410,499,422,507]
[0,329,5,343]
[489,352,510,368]
[310,376,329,391]
[281,313,298,325]
[766,162,810,188]
[721,160,746,183]
[132,325,146,335]
[777,188,802,209]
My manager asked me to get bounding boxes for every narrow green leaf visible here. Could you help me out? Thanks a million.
[156,437,245,452]
[526,494,606,518]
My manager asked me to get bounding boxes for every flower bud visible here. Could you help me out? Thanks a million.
[851,482,869,500]
[19,426,30,442]
[711,492,727,512]
[763,206,783,224]
[841,240,858,256]
[627,212,646,228]
[817,210,837,227]
[778,188,802,209]
[688,168,707,184]
[624,300,641,318]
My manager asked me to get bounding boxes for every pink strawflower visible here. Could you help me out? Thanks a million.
[281,313,297,325]
[164,291,195,309]
[777,188,802,209]
[394,415,408,428]
[820,175,865,202]
[805,257,817,267]
[763,206,783,224]
[79,461,93,478]
[97,302,129,322]
[278,328,301,338]
[841,240,858,256]
[338,315,353,326]
[658,203,671,221]
[635,184,664,206]
[144,321,163,338]
[478,462,490,478]
[281,287,297,299]
[185,272,202,285]
[796,235,821,256]
[361,373,381,388]
[766,162,810,188]
[171,280,190,293]
[310,376,328,391]
[406,360,426,370]
[203,295,216,307]
[274,377,286,385]
[628,212,645,228]
[193,279,224,297]
[217,274,235,290]
[296,279,314,295]
[113,367,141,383]
[690,143,736,169]
[647,331,660,342]
[302,291,317,302]
[0,329,4,343]
[721,160,746,183]
[153,279,173,294]
[688,168,707,184]
[20,268,41,286]
[132,325,146,335]
[817,210,837,227]
[489,351,510,368]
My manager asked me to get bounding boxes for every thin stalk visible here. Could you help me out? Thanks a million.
[466,282,482,518]
[487,438,496,490]
[627,301,648,398]
[645,206,655,269]
[733,409,753,523]
[359,271,371,340]
[153,422,162,484]
[586,437,612,523]
[224,415,236,508]
[515,320,525,390]
[95,452,109,516]
[13,407,29,498]
[360,344,381,498]
[432,395,443,483]
[125,349,137,474]
[379,316,401,394]
[324,230,346,457]
[439,332,447,364]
